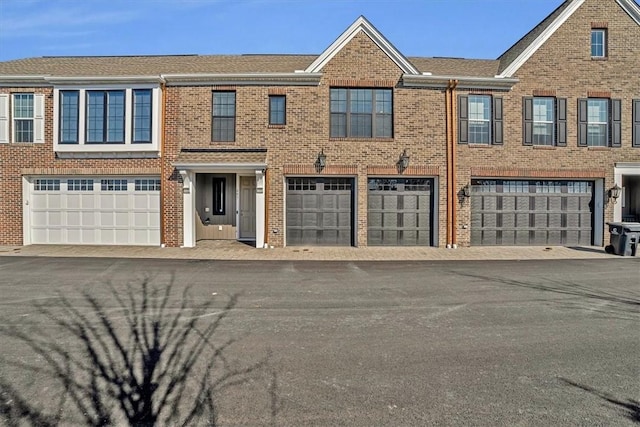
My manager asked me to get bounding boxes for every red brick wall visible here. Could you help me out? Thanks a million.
[455,0,640,246]
[0,87,161,245]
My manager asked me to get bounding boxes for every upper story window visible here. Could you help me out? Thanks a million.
[53,86,160,154]
[578,98,621,147]
[212,91,236,142]
[13,93,34,143]
[523,97,567,147]
[86,90,125,143]
[458,94,503,145]
[330,88,393,138]
[0,93,44,144]
[591,29,607,58]
[269,95,286,125]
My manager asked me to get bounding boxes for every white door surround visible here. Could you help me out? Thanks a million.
[614,163,640,222]
[177,164,266,249]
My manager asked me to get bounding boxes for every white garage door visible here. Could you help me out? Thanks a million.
[29,177,160,245]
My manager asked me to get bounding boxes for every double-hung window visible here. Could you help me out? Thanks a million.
[56,87,155,149]
[0,93,44,144]
[330,88,393,138]
[578,98,621,147]
[458,94,503,145]
[591,29,607,58]
[212,91,236,142]
[13,93,34,143]
[523,97,567,146]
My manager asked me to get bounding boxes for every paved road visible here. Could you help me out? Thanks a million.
[0,257,638,426]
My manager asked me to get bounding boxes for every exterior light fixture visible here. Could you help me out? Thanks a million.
[397,149,410,173]
[462,184,471,198]
[316,149,326,171]
[609,183,621,204]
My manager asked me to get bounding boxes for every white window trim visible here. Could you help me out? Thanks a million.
[591,29,607,58]
[0,93,44,144]
[53,84,161,153]
[532,97,555,146]
[587,99,608,147]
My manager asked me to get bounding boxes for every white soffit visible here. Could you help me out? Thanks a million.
[304,16,419,75]
[498,0,585,78]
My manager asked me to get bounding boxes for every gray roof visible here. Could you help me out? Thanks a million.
[0,54,501,79]
[497,0,574,73]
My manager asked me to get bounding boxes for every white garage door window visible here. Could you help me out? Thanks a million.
[29,177,160,245]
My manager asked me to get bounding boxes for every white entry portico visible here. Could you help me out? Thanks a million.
[176,162,266,249]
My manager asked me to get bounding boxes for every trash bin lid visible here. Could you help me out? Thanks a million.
[621,222,640,232]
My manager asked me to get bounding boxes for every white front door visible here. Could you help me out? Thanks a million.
[239,176,256,239]
[28,177,160,245]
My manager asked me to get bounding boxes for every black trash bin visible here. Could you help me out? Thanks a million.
[605,222,640,256]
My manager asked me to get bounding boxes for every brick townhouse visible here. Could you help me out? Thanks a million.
[0,0,638,249]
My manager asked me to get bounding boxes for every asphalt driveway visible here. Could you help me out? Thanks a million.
[0,257,638,426]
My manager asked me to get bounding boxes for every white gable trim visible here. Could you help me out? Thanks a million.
[617,0,640,25]
[498,0,585,78]
[305,16,419,75]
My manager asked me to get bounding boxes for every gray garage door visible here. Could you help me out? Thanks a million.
[368,178,433,246]
[471,180,593,246]
[286,177,353,246]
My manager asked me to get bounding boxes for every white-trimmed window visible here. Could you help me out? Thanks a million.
[101,179,128,191]
[135,179,161,191]
[591,29,606,58]
[0,93,45,144]
[578,98,621,148]
[458,95,503,145]
[67,179,94,191]
[53,86,160,153]
[34,179,60,191]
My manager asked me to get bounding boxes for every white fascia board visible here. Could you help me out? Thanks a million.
[403,74,519,90]
[174,163,268,173]
[617,0,640,25]
[162,73,322,86]
[304,16,419,75]
[0,75,50,86]
[46,76,165,85]
[498,0,585,78]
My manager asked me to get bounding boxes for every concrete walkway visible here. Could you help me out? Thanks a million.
[0,240,624,261]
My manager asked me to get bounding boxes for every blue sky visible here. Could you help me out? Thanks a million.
[0,0,564,62]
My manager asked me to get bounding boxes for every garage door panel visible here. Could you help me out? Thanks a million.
[29,177,160,246]
[471,179,593,246]
[367,178,433,246]
[286,178,353,246]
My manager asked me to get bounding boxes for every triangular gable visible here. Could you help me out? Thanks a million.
[304,16,419,75]
[617,0,640,25]
[498,0,640,78]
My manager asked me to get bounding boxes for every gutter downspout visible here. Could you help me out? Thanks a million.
[450,79,459,248]
[159,81,167,247]
[445,79,459,248]
[264,168,269,247]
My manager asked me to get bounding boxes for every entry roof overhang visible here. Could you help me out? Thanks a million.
[173,149,267,173]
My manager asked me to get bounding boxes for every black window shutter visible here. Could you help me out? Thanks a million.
[493,96,503,145]
[523,97,533,146]
[556,98,567,147]
[611,99,622,147]
[578,99,588,147]
[458,95,468,144]
[634,99,640,147]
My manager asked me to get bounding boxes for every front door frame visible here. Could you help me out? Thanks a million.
[177,164,265,249]
[614,163,640,222]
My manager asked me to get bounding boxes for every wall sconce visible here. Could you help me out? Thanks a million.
[462,184,471,198]
[458,184,471,203]
[609,183,621,204]
[397,149,410,173]
[315,149,326,172]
